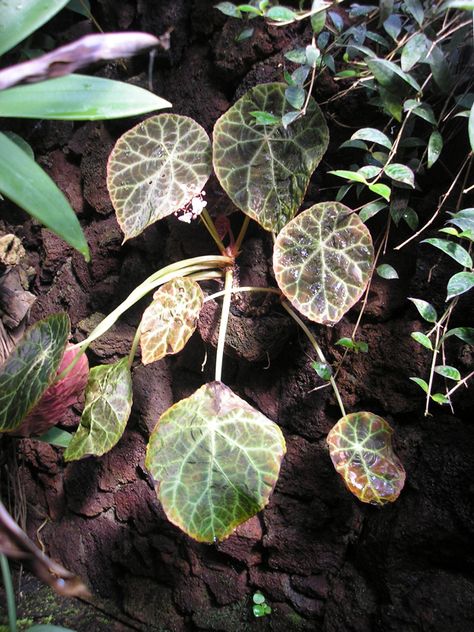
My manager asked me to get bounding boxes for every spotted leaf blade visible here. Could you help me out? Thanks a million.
[140,277,204,364]
[0,314,70,432]
[327,412,406,505]
[107,114,212,240]
[63,358,132,461]
[145,381,286,542]
[213,83,329,233]
[273,202,374,324]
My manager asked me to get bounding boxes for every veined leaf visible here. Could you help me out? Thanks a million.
[404,99,436,125]
[446,271,474,301]
[107,114,212,240]
[350,128,393,149]
[377,264,398,279]
[327,412,406,505]
[434,365,461,381]
[411,331,433,350]
[213,83,329,233]
[63,358,132,461]
[0,0,69,57]
[140,278,204,364]
[408,297,437,323]
[0,132,89,259]
[384,163,415,187]
[442,327,474,345]
[447,208,474,233]
[273,202,374,325]
[0,75,171,120]
[145,381,286,542]
[428,131,443,168]
[401,33,429,71]
[0,314,70,433]
[422,238,473,268]
[366,57,421,91]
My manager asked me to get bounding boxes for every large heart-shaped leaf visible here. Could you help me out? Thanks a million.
[326,411,406,505]
[273,202,374,324]
[140,277,204,365]
[63,358,132,461]
[0,314,69,433]
[213,83,329,233]
[107,114,212,240]
[145,381,286,542]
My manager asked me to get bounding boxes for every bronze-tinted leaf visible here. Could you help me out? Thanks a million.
[140,277,204,364]
[327,411,406,505]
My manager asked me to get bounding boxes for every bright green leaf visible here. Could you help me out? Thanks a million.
[213,83,329,233]
[434,365,461,381]
[0,74,171,120]
[329,170,367,184]
[446,271,474,301]
[377,264,399,279]
[63,358,133,461]
[215,2,242,17]
[422,238,473,268]
[384,163,415,187]
[250,110,280,125]
[36,427,73,448]
[0,314,69,433]
[368,182,391,201]
[0,0,70,57]
[431,393,449,404]
[274,202,374,324]
[145,381,286,542]
[411,331,433,350]
[311,8,326,33]
[327,412,406,504]
[311,361,332,381]
[408,297,438,322]
[108,114,212,240]
[3,131,34,159]
[266,6,297,21]
[0,132,89,259]
[236,4,262,14]
[410,377,429,393]
[428,130,443,168]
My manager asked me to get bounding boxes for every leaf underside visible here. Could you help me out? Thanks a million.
[327,411,406,505]
[107,114,212,240]
[145,381,286,542]
[140,277,204,364]
[0,314,70,433]
[273,202,374,324]
[213,83,329,233]
[63,358,132,461]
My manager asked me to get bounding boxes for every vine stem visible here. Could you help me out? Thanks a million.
[214,267,234,382]
[281,301,346,418]
[424,323,441,417]
[0,553,17,632]
[128,325,141,368]
[205,285,281,303]
[72,255,232,351]
[445,369,474,398]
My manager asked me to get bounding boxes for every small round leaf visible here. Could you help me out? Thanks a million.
[140,277,204,364]
[145,381,286,542]
[273,202,374,324]
[107,114,212,240]
[213,83,329,233]
[327,411,406,505]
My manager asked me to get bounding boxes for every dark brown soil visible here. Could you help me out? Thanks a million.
[1,2,474,631]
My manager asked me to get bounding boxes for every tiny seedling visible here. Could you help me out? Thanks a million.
[252,591,272,618]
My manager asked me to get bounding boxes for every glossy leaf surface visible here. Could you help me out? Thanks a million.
[145,381,286,542]
[140,277,204,364]
[108,114,211,240]
[273,202,374,324]
[0,314,69,433]
[0,0,69,56]
[327,411,406,505]
[0,132,89,259]
[213,83,329,233]
[446,271,474,300]
[0,75,171,120]
[63,358,132,461]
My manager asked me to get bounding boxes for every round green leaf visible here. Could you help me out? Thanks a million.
[213,83,329,233]
[273,202,374,324]
[327,411,406,505]
[145,381,286,543]
[140,277,204,364]
[0,314,70,433]
[107,114,212,240]
[411,331,433,350]
[377,264,399,279]
[63,358,132,461]
[253,591,266,605]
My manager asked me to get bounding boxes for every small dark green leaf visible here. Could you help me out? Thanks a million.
[358,165,382,180]
[67,0,92,17]
[215,2,242,17]
[311,361,332,381]
[359,201,387,222]
[383,14,402,41]
[446,271,474,301]
[351,127,393,149]
[447,208,474,232]
[401,33,429,71]
[311,8,326,34]
[402,207,418,230]
[410,377,429,393]
[404,99,436,125]
[367,58,421,91]
[291,65,310,86]
[285,85,306,109]
[336,337,357,350]
[27,626,77,632]
[384,163,415,187]
[443,327,474,345]
[329,170,367,184]
[378,86,403,121]
[0,314,70,433]
[236,27,254,41]
[427,45,452,93]
[434,365,461,381]
[411,332,433,350]
[340,139,368,150]
[408,297,438,323]
[250,110,280,125]
[63,358,133,461]
[422,238,473,268]
[336,183,352,201]
[328,10,344,32]
[281,111,301,128]
[428,131,443,168]
[266,6,297,21]
[431,393,449,404]
[404,0,424,26]
[285,48,307,63]
[377,264,399,279]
